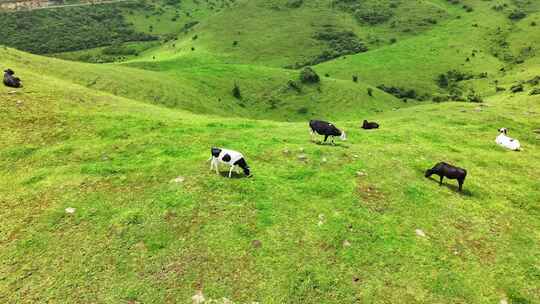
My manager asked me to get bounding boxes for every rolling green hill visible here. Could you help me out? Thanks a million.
[1,0,540,302]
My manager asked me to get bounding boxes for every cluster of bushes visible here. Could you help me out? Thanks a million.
[0,4,157,54]
[332,0,395,25]
[376,84,419,100]
[286,0,303,9]
[102,44,140,56]
[288,28,367,68]
[436,70,475,88]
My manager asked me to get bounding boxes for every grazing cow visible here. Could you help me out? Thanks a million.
[495,128,521,151]
[3,69,22,88]
[209,147,251,178]
[309,120,346,145]
[361,120,379,130]
[425,162,467,192]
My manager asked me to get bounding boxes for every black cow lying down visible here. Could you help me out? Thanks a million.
[362,120,379,129]
[3,69,22,88]
[309,120,346,145]
[425,162,467,192]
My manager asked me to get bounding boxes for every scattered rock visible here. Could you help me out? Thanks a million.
[283,149,290,154]
[101,155,109,161]
[415,229,426,237]
[65,207,76,214]
[343,240,351,247]
[192,291,205,304]
[318,214,325,226]
[474,107,482,112]
[298,154,308,161]
[16,100,23,106]
[299,147,305,152]
[500,299,508,304]
[321,157,327,163]
[252,240,262,248]
[356,171,367,177]
[7,91,18,94]
[171,176,185,183]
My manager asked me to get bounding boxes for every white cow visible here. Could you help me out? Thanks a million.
[209,147,252,178]
[495,128,521,151]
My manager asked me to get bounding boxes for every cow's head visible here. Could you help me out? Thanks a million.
[4,69,14,75]
[498,128,508,135]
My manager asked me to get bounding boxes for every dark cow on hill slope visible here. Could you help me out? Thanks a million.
[3,69,22,88]
[309,120,347,145]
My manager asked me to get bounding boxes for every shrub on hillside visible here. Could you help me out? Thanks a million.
[232,82,242,99]
[300,67,320,84]
[510,83,524,93]
[530,88,540,96]
[377,84,417,100]
[295,28,368,66]
[436,70,474,88]
[286,0,303,8]
[354,7,393,25]
[467,89,483,103]
[367,87,373,97]
[508,10,526,21]
[287,80,302,93]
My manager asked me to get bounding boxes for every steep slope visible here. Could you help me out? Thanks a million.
[1,50,539,303]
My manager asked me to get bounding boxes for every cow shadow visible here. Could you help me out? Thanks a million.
[425,176,472,196]
[218,171,249,179]
[313,141,349,149]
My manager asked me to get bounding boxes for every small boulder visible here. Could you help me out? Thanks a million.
[192,291,205,304]
[65,207,76,214]
[415,229,426,237]
[343,240,351,247]
[171,176,185,183]
[252,240,262,248]
[356,171,367,177]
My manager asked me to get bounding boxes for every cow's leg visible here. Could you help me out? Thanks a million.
[324,135,329,143]
[331,136,335,145]
[439,175,443,186]
[209,158,214,170]
[228,165,234,178]
[214,160,220,175]
[458,179,464,192]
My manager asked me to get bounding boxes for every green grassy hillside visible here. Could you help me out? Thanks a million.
[1,0,540,302]
[1,47,539,303]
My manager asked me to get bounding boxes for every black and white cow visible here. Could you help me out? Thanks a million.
[3,69,22,88]
[209,147,251,178]
[425,162,467,192]
[309,120,346,145]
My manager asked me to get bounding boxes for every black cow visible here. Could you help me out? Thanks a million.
[361,120,379,129]
[425,162,467,192]
[309,120,346,145]
[3,69,22,88]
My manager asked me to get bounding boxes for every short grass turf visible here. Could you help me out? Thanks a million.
[1,50,539,303]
